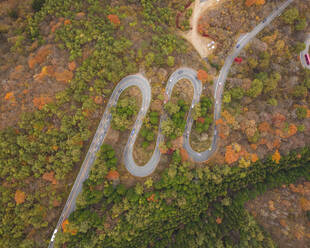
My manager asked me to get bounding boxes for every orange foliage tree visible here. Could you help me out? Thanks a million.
[15,190,26,205]
[180,148,189,162]
[288,123,297,136]
[197,69,208,83]
[225,145,239,164]
[42,171,57,184]
[108,14,120,25]
[251,153,259,163]
[4,92,14,101]
[245,0,265,7]
[33,95,52,110]
[62,219,77,235]
[216,217,222,224]
[147,194,158,202]
[106,170,120,180]
[272,149,281,164]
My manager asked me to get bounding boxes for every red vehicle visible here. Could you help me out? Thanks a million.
[305,54,310,65]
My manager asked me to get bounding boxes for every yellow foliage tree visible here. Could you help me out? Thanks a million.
[238,157,251,168]
[272,149,281,164]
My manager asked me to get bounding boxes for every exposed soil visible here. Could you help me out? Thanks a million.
[181,0,219,58]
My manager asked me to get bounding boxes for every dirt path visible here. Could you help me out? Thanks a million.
[181,0,220,58]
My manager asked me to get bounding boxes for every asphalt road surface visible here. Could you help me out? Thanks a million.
[49,0,293,246]
[300,34,310,69]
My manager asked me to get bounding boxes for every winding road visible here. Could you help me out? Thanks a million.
[300,34,310,69]
[49,0,294,246]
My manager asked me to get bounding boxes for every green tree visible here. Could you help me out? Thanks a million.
[264,73,281,94]
[282,7,299,25]
[247,79,263,98]
[294,42,306,53]
[296,107,307,120]
[112,96,138,131]
[192,103,201,120]
[295,17,307,31]
[293,85,307,98]
[161,119,175,137]
[230,87,244,100]
[223,91,231,103]
[164,101,180,115]
[167,56,175,67]
[145,52,155,67]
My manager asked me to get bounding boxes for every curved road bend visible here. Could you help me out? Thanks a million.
[48,74,151,247]
[300,34,310,69]
[49,0,294,246]
[185,0,294,162]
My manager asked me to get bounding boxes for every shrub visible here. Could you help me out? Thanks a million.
[296,107,307,120]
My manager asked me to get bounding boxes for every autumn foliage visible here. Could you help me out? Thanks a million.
[251,153,259,163]
[106,170,120,180]
[197,69,208,83]
[4,92,14,101]
[15,190,26,205]
[62,219,77,235]
[42,171,57,184]
[147,194,158,202]
[108,14,120,25]
[33,95,52,110]
[272,149,281,164]
[225,145,239,164]
[180,148,189,162]
[245,0,265,7]
[216,217,222,224]
[288,124,297,136]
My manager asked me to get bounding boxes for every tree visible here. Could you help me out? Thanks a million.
[245,0,265,7]
[106,170,120,180]
[264,73,281,94]
[293,85,307,98]
[192,103,201,120]
[282,8,299,25]
[197,70,208,83]
[161,119,175,137]
[296,107,307,120]
[107,15,121,25]
[223,91,231,103]
[167,56,175,67]
[272,150,281,164]
[164,101,180,115]
[135,183,143,195]
[247,79,263,98]
[295,17,307,31]
[293,42,306,53]
[230,87,244,100]
[112,96,138,131]
[145,52,155,67]
[15,190,26,205]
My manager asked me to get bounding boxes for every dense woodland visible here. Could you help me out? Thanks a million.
[0,0,309,247]
[54,146,310,247]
